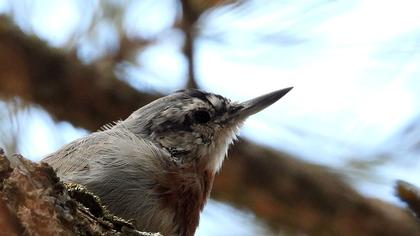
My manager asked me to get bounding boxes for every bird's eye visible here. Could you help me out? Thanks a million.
[192,110,211,124]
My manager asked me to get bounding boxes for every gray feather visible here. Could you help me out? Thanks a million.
[43,125,177,233]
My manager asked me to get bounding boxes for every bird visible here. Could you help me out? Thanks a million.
[43,87,293,236]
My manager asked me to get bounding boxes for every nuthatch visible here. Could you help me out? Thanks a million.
[43,87,292,236]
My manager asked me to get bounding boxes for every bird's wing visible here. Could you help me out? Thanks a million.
[42,127,170,181]
[42,131,108,177]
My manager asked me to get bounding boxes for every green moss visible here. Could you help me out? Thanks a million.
[65,182,135,231]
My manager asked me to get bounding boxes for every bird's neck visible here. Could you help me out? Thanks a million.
[156,164,215,236]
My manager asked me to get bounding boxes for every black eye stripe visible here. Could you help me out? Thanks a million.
[182,114,193,127]
[192,110,211,124]
[153,89,230,133]
[229,105,243,114]
[157,118,193,132]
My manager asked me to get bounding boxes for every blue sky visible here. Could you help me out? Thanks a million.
[1,0,420,234]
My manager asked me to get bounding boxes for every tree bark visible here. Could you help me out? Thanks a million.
[0,150,160,236]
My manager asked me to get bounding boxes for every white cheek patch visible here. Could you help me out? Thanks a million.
[205,124,241,174]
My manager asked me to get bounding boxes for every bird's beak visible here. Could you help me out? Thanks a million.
[232,87,293,120]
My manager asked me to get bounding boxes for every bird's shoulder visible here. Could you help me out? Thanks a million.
[42,126,170,178]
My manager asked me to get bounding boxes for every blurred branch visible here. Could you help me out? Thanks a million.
[180,0,199,89]
[396,180,420,219]
[214,140,420,235]
[0,16,160,131]
[179,0,240,89]
[0,14,419,235]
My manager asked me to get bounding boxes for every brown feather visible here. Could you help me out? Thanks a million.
[156,162,214,236]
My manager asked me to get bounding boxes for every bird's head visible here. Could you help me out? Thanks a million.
[123,87,292,174]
